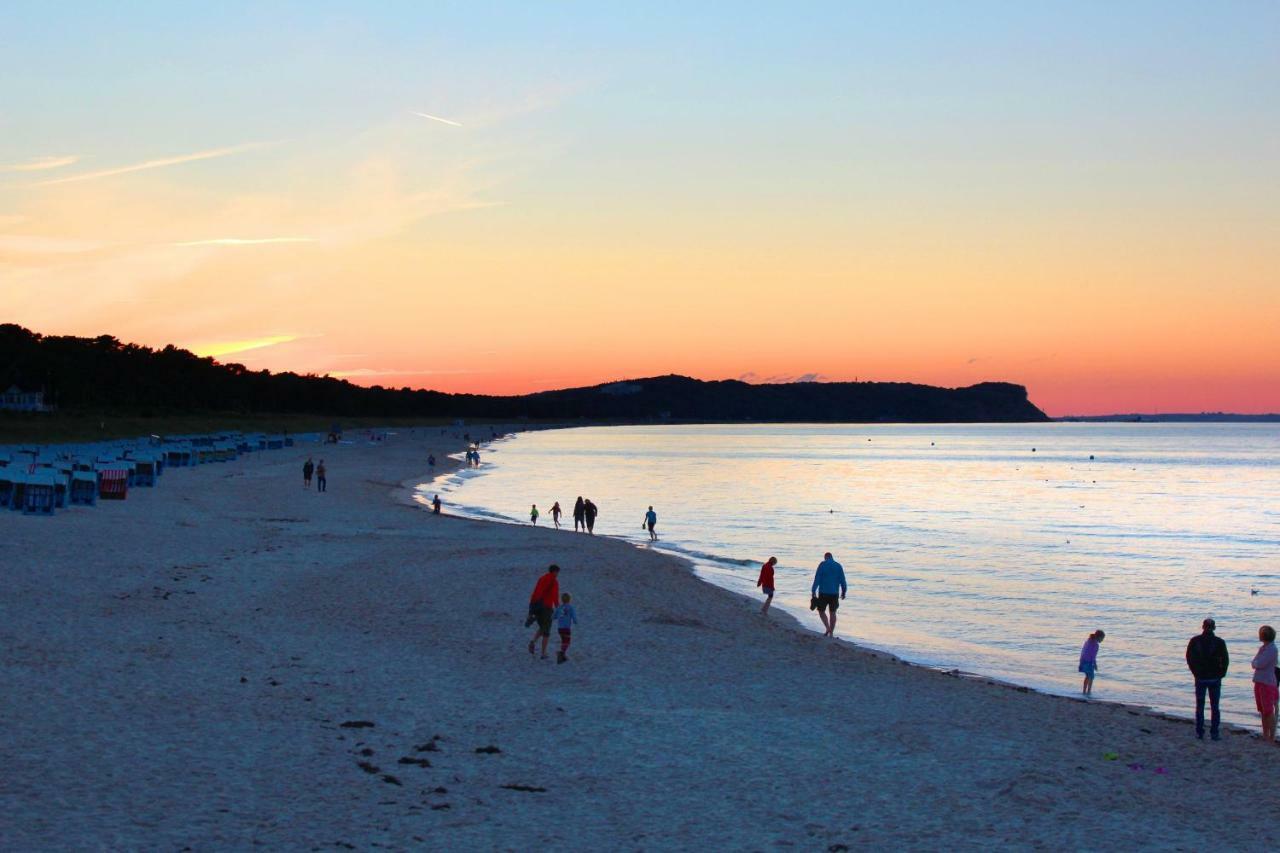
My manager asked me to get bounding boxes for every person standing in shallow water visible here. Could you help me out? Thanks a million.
[530,504,539,525]
[1186,618,1229,741]
[302,457,314,488]
[810,552,846,637]
[573,497,585,533]
[1251,625,1277,743]
[583,499,598,534]
[1079,630,1104,695]
[643,506,658,541]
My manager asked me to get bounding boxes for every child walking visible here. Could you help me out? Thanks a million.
[554,592,578,664]
[1079,630,1105,695]
[757,556,777,615]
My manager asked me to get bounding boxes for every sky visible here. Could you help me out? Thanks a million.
[1,2,1277,416]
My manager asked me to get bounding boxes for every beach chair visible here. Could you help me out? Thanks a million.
[21,471,56,516]
[98,469,128,500]
[70,471,97,505]
[133,457,157,486]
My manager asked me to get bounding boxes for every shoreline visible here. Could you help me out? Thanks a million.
[4,426,1277,848]
[398,429,1255,736]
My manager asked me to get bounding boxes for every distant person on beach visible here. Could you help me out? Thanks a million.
[551,501,562,529]
[810,552,847,637]
[530,504,540,525]
[1186,618,1229,740]
[573,497,585,532]
[1079,630,1105,695]
[584,499,598,534]
[757,557,777,614]
[432,494,442,514]
[554,592,578,664]
[316,460,327,493]
[526,564,561,660]
[427,453,436,470]
[1251,625,1278,743]
[302,457,314,488]
[643,506,658,541]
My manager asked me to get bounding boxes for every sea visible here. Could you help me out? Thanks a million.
[416,423,1280,726]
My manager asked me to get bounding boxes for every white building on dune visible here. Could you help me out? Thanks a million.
[0,385,50,412]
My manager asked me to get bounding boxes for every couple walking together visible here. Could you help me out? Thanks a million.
[756,552,847,637]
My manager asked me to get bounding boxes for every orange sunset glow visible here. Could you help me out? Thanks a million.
[2,5,1277,416]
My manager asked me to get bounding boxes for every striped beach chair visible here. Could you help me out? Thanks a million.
[98,469,128,500]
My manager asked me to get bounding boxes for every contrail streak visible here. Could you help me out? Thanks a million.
[412,111,463,127]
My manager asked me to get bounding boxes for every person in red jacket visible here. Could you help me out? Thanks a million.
[525,564,561,659]
[757,556,777,615]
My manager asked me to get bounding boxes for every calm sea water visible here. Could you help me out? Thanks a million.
[417,424,1280,726]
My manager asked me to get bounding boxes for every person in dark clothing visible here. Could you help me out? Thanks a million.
[302,458,314,488]
[316,460,327,493]
[573,496,585,533]
[1186,618,1230,740]
[583,499,598,534]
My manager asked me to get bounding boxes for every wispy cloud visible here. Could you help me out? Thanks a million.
[412,111,463,127]
[330,367,476,378]
[2,155,79,173]
[173,237,317,247]
[738,372,827,384]
[35,142,268,186]
[0,234,105,255]
[189,335,303,359]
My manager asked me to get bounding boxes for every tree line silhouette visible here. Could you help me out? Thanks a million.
[0,324,1047,422]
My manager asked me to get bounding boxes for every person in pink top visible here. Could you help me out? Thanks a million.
[1251,624,1277,743]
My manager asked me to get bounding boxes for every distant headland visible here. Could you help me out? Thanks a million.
[0,324,1048,426]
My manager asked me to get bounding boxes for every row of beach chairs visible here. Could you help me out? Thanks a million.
[0,431,310,517]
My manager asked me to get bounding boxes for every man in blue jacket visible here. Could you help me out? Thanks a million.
[811,552,847,637]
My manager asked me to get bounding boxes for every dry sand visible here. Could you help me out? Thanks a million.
[2,429,1275,850]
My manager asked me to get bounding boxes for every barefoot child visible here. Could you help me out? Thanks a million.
[554,592,578,664]
[757,557,777,614]
[1079,630,1104,695]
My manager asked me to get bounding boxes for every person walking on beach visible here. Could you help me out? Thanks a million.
[526,564,561,660]
[427,453,436,470]
[1251,625,1278,743]
[643,506,658,541]
[316,460,327,493]
[584,499,598,534]
[554,592,578,664]
[302,457,314,488]
[551,501,562,530]
[573,497,585,532]
[1186,618,1229,740]
[432,494,442,514]
[530,504,540,525]
[757,556,777,615]
[1079,630,1105,695]
[810,552,847,637]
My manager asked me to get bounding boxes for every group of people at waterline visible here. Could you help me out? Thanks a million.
[528,497,607,534]
[1078,619,1278,742]
[512,492,1280,743]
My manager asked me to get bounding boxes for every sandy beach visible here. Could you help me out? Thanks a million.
[2,429,1276,851]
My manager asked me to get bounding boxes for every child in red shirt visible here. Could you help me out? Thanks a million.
[757,557,777,615]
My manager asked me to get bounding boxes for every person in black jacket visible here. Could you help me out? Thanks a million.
[1186,618,1230,740]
